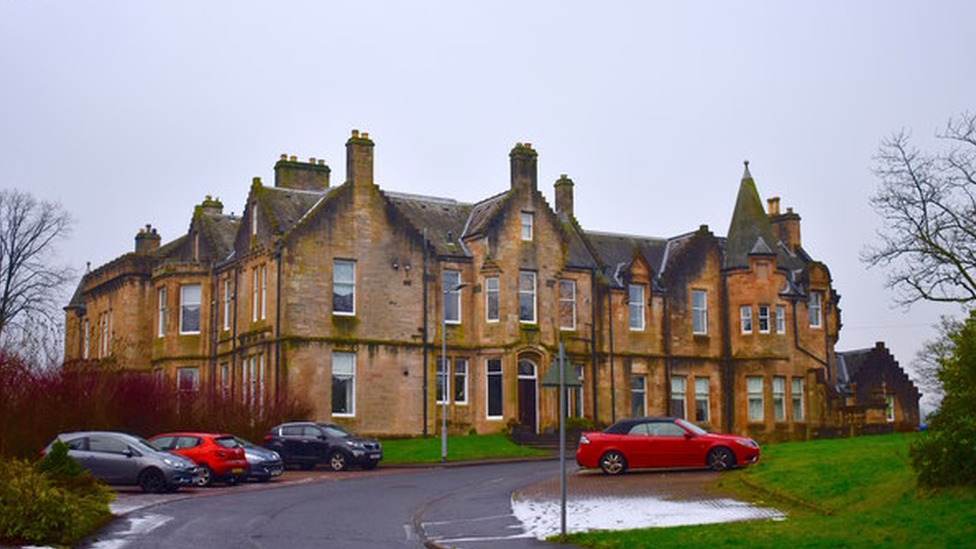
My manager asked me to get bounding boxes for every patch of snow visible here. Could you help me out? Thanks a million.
[512,495,784,539]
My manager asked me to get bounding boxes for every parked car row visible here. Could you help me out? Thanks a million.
[43,421,382,493]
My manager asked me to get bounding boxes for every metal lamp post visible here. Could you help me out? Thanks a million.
[442,280,467,463]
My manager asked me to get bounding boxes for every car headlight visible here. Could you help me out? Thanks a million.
[735,439,759,449]
[162,457,184,468]
[579,434,590,445]
[345,440,365,449]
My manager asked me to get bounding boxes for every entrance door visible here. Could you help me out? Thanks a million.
[517,359,538,432]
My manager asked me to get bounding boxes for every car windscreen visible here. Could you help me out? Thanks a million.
[676,418,708,435]
[215,437,240,448]
[132,437,160,454]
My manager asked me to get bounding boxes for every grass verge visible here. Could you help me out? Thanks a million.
[563,433,976,548]
[380,433,548,464]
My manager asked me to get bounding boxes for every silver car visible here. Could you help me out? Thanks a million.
[45,431,198,493]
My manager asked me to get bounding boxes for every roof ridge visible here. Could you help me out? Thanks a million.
[385,190,471,206]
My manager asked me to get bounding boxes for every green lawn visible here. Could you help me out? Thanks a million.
[564,433,976,548]
[380,434,548,464]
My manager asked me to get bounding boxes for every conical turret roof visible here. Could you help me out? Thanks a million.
[725,161,778,269]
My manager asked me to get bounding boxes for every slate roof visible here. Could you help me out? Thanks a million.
[195,213,240,261]
[260,186,329,236]
[385,191,473,256]
[725,163,779,269]
[462,191,510,239]
[586,231,668,288]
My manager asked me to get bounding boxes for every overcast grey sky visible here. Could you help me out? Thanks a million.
[2,1,974,407]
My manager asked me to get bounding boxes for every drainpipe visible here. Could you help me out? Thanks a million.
[275,242,282,401]
[232,266,239,398]
[662,287,671,416]
[791,299,829,368]
[608,288,616,424]
[422,228,429,437]
[721,270,733,433]
[590,267,599,425]
[210,264,218,399]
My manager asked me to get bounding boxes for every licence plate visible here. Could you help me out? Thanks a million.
[369,453,381,460]
[231,468,245,474]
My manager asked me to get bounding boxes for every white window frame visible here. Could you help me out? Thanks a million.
[518,271,537,323]
[453,358,468,405]
[559,279,576,331]
[671,375,686,419]
[485,277,500,323]
[695,377,710,423]
[332,352,356,417]
[486,358,503,420]
[251,203,258,236]
[83,318,90,359]
[179,284,202,335]
[333,259,356,316]
[885,394,895,422]
[260,264,267,320]
[692,290,708,335]
[157,287,166,338]
[443,270,461,325]
[776,304,786,334]
[792,377,804,421]
[758,305,770,334]
[569,364,584,418]
[521,212,533,241]
[628,284,645,331]
[222,279,231,331]
[436,357,449,404]
[252,267,259,322]
[631,375,646,418]
[773,376,786,422]
[740,305,753,334]
[177,367,199,393]
[747,376,764,422]
[809,292,822,328]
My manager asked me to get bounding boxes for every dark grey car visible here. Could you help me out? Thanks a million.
[234,436,284,481]
[45,431,198,493]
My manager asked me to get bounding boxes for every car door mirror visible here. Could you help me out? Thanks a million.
[317,434,328,440]
[122,448,135,458]
[684,431,694,439]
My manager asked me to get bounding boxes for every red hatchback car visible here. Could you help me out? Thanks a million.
[576,417,760,475]
[149,432,248,487]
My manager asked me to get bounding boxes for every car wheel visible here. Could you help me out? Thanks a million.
[138,468,167,493]
[599,451,627,475]
[362,460,378,471]
[195,465,214,487]
[329,451,348,472]
[707,447,736,472]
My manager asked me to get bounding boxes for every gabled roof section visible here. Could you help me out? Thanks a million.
[194,213,240,261]
[260,186,329,236]
[586,231,668,288]
[462,190,510,239]
[725,162,778,269]
[749,236,776,256]
[385,191,473,256]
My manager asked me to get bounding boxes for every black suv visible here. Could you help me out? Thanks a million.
[263,422,382,471]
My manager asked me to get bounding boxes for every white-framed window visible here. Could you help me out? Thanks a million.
[436,357,449,404]
[252,267,259,322]
[695,378,709,423]
[776,305,786,334]
[443,270,461,324]
[631,375,646,418]
[261,264,267,320]
[486,358,503,419]
[885,394,895,422]
[629,284,645,331]
[559,279,576,330]
[521,212,533,241]
[83,318,90,359]
[568,364,584,418]
[485,277,499,322]
[758,305,770,333]
[792,377,804,421]
[332,352,355,417]
[251,203,258,236]
[692,290,707,335]
[333,260,355,315]
[809,292,822,328]
[747,376,764,422]
[740,305,752,334]
[180,284,201,334]
[773,376,786,422]
[222,279,231,331]
[518,271,536,323]
[177,367,199,393]
[671,375,686,419]
[157,287,166,338]
[454,358,468,405]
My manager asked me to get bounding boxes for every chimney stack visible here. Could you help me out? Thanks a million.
[346,129,374,190]
[510,142,538,194]
[275,153,331,191]
[770,203,801,253]
[135,224,161,254]
[197,195,223,217]
[554,174,574,218]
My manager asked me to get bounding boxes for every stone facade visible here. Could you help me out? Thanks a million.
[64,130,920,441]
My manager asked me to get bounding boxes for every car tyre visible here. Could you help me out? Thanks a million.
[329,451,348,472]
[707,447,736,472]
[138,468,167,493]
[599,450,627,475]
[195,465,214,487]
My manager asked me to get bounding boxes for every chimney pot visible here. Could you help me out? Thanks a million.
[362,132,369,139]
[352,129,359,138]
[289,155,297,162]
[309,157,316,164]
[280,153,288,161]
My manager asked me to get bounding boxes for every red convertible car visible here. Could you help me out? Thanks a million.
[576,417,760,475]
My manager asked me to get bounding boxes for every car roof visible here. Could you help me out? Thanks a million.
[150,432,232,439]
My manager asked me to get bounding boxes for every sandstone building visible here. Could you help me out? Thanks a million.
[64,130,919,441]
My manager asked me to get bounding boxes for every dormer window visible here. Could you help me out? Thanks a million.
[521,212,533,241]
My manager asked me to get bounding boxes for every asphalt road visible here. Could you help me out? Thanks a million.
[81,461,584,549]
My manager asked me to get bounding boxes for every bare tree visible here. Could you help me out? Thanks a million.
[0,189,73,360]
[863,112,976,306]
